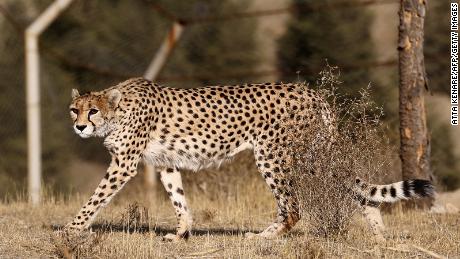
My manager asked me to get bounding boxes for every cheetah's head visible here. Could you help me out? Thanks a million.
[69,88,122,138]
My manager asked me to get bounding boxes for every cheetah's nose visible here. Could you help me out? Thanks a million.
[76,125,87,131]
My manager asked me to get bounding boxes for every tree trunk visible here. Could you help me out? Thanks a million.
[398,0,433,192]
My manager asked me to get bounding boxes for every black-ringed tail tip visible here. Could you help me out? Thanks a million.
[354,177,435,203]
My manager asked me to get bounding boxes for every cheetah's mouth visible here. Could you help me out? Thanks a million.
[74,125,94,138]
[77,132,91,138]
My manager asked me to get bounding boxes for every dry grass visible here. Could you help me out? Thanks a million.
[0,177,458,258]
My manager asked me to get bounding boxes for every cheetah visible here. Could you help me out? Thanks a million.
[66,77,434,241]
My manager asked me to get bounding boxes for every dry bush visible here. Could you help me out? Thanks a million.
[49,230,106,258]
[118,202,150,231]
[47,203,149,258]
[285,66,393,238]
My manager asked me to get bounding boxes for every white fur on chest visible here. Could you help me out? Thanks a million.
[142,140,253,171]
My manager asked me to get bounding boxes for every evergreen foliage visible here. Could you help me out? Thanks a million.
[277,0,374,96]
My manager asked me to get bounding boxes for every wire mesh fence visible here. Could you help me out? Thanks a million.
[0,5,29,196]
[0,0,453,198]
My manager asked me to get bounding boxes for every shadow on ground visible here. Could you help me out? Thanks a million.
[50,224,261,236]
[50,224,304,237]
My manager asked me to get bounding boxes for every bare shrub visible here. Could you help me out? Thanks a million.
[48,203,150,258]
[118,202,150,231]
[198,208,218,222]
[49,230,106,258]
[284,66,392,238]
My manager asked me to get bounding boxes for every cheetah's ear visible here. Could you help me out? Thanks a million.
[106,89,122,108]
[71,89,80,99]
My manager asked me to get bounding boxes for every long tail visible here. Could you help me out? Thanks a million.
[354,177,435,203]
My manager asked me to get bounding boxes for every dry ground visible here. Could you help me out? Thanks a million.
[0,166,459,259]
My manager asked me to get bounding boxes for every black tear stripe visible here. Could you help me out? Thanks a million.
[403,180,411,197]
[88,117,96,127]
[390,186,397,198]
[381,187,387,197]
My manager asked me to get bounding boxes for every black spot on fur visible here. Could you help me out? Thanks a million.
[390,186,397,197]
[370,187,377,196]
[381,187,387,197]
[411,179,434,197]
[367,200,380,207]
[403,180,411,197]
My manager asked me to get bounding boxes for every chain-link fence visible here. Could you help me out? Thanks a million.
[0,5,27,196]
[0,0,455,199]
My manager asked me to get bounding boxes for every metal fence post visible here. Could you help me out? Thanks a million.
[25,0,74,205]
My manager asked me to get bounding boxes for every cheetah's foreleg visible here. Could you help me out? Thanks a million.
[159,167,192,242]
[64,154,138,232]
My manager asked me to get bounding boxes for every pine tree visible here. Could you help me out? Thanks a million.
[277,0,373,96]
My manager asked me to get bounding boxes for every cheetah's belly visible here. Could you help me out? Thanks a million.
[227,142,253,157]
[142,140,253,171]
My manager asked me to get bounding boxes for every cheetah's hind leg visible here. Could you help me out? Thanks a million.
[362,204,386,243]
[245,145,300,239]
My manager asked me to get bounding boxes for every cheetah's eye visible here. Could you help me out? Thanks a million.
[70,108,78,115]
[89,109,99,115]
